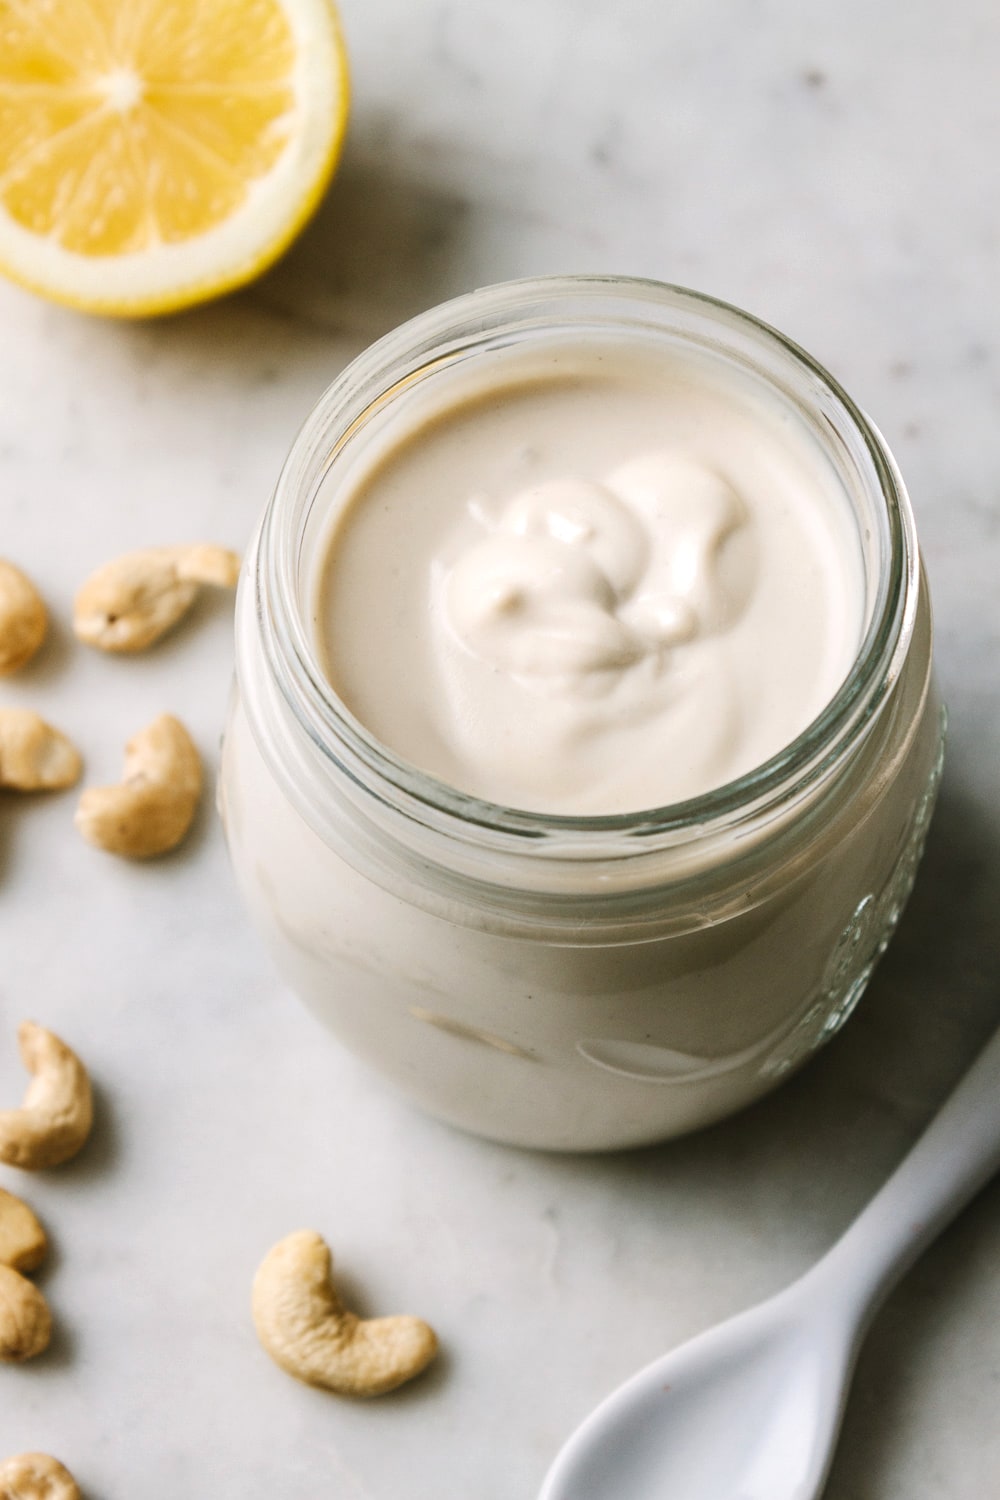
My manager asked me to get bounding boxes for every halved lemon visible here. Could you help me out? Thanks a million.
[0,0,349,316]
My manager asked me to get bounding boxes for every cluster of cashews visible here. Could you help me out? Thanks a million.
[0,1029,438,1394]
[0,545,240,857]
[0,1024,92,1496]
[0,1023,92,1365]
[3,548,438,1473]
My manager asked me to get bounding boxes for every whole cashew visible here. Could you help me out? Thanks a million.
[75,713,201,858]
[0,562,46,676]
[73,544,241,652]
[0,710,82,792]
[252,1230,439,1397]
[0,1452,80,1498]
[0,1190,47,1273]
[0,1265,51,1362]
[0,1021,93,1170]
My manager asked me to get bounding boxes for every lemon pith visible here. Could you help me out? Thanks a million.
[0,0,349,315]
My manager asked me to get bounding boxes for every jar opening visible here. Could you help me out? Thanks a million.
[253,275,916,863]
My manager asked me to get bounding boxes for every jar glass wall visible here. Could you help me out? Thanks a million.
[220,276,944,1151]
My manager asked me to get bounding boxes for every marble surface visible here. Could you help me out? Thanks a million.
[2,0,1000,1494]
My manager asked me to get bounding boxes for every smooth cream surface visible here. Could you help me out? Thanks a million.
[314,343,865,814]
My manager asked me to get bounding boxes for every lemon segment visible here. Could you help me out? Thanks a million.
[0,0,349,315]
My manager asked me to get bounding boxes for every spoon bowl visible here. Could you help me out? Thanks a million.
[540,1283,854,1500]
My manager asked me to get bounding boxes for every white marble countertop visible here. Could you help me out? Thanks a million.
[2,1,1000,1494]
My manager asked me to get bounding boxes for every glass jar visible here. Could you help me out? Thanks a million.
[220,276,943,1151]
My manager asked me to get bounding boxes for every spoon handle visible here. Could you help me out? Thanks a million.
[815,1023,1000,1324]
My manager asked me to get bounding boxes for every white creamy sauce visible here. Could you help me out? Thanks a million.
[314,344,865,814]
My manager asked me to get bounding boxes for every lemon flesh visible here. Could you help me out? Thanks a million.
[0,0,348,314]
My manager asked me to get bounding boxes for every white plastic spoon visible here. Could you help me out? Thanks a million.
[539,1025,1000,1500]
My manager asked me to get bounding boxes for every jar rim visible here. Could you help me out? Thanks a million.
[254,274,918,859]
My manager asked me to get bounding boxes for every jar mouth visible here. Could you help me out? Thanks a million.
[256,274,918,853]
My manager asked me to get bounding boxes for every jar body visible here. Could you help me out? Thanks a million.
[221,582,941,1151]
[220,276,943,1151]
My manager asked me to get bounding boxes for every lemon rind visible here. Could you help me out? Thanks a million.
[0,0,350,318]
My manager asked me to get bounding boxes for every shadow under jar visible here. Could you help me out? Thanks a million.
[220,276,943,1152]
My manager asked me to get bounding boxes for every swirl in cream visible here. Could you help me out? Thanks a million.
[445,456,754,684]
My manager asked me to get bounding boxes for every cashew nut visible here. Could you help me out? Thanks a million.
[0,1453,80,1499]
[0,710,82,792]
[0,1022,93,1170]
[0,1265,51,1362]
[73,544,241,652]
[0,1190,46,1274]
[75,713,201,858]
[252,1230,438,1397]
[0,562,46,676]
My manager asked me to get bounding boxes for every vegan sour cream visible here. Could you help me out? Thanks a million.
[315,344,864,814]
[222,279,942,1150]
